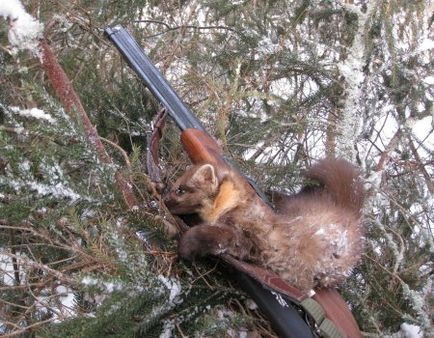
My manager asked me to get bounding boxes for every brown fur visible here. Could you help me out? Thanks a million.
[164,159,365,292]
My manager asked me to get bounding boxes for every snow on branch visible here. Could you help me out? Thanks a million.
[8,106,56,124]
[335,1,378,161]
[0,0,139,210]
[0,0,43,56]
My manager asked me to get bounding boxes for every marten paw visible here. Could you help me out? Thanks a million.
[178,225,228,260]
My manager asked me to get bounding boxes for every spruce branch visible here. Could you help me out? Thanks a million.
[0,318,56,338]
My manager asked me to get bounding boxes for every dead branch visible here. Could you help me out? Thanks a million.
[146,108,167,185]
[38,38,139,209]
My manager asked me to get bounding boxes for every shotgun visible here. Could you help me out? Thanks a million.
[104,25,352,338]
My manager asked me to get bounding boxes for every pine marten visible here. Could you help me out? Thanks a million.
[164,158,365,292]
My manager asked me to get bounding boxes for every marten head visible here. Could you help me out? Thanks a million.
[164,164,219,215]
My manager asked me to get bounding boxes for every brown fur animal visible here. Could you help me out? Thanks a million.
[164,159,365,292]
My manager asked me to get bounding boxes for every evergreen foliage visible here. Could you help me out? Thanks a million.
[1,0,433,337]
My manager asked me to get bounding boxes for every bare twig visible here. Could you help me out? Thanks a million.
[1,318,55,338]
[407,136,434,194]
[100,136,132,170]
[376,129,401,172]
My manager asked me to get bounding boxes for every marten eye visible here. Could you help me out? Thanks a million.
[175,187,186,196]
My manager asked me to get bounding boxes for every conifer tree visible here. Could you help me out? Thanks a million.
[1,1,432,337]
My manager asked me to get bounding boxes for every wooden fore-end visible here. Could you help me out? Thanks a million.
[181,128,227,167]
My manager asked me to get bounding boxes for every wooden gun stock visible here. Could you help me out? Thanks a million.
[180,129,268,202]
[180,129,227,167]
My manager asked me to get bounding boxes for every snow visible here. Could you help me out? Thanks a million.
[333,1,380,161]
[158,275,182,306]
[1,252,75,322]
[159,319,175,338]
[418,38,434,52]
[257,35,280,57]
[35,286,76,323]
[400,323,422,338]
[29,181,81,201]
[269,78,293,100]
[81,276,123,293]
[239,332,248,338]
[0,250,28,285]
[0,0,43,56]
[326,224,349,254]
[19,160,31,172]
[412,116,434,149]
[375,111,399,145]
[0,1,431,336]
[80,276,127,310]
[55,285,76,319]
[423,76,434,85]
[9,106,56,124]
[401,283,431,329]
[245,299,258,310]
[314,228,326,236]
[0,252,17,286]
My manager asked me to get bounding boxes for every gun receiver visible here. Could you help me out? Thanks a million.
[104,25,316,338]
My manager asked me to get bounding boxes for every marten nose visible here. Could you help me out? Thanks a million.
[162,191,174,204]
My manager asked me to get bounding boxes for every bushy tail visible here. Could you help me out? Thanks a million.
[304,158,365,217]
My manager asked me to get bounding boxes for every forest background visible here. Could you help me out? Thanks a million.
[0,0,433,337]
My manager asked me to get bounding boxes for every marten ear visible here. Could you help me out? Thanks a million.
[191,164,218,189]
